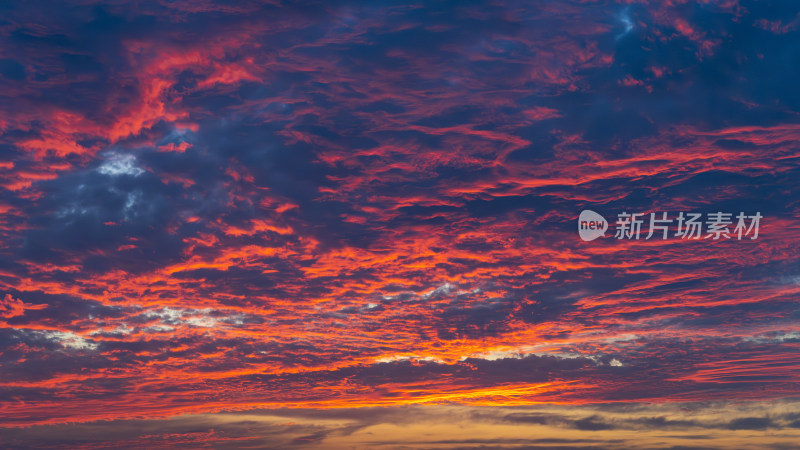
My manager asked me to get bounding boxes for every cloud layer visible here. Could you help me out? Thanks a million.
[1,0,800,446]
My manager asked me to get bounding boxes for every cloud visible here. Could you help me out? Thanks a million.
[0,2,799,447]
[98,153,145,177]
[2,402,800,448]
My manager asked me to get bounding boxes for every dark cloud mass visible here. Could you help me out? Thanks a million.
[1,0,800,447]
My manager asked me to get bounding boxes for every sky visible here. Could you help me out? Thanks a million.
[1,0,800,448]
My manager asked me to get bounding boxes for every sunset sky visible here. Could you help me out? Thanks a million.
[2,0,800,448]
